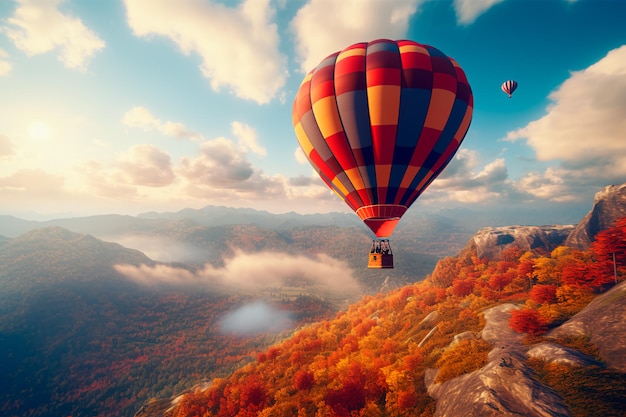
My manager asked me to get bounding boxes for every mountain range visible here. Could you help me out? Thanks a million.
[0,183,624,417]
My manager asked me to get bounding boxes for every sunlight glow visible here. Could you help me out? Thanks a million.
[27,122,52,141]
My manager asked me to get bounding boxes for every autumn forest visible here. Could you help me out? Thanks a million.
[168,217,626,417]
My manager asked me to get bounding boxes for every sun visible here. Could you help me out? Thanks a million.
[28,121,52,141]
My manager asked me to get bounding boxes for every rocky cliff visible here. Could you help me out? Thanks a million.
[426,281,626,417]
[468,225,575,261]
[565,183,626,250]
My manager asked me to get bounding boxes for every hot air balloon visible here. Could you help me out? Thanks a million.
[501,80,518,98]
[292,39,473,268]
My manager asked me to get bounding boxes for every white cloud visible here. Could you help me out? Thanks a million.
[115,250,361,296]
[453,0,505,25]
[0,168,64,193]
[0,47,12,76]
[116,144,176,187]
[3,0,105,70]
[0,134,15,158]
[179,137,256,188]
[515,168,575,202]
[123,0,287,104]
[426,151,512,204]
[290,0,423,73]
[231,121,266,156]
[294,147,308,164]
[122,106,203,140]
[506,45,626,190]
[78,160,140,198]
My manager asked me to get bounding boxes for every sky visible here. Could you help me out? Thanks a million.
[1,0,626,221]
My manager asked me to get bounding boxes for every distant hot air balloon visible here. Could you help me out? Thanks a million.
[292,39,473,268]
[501,80,518,98]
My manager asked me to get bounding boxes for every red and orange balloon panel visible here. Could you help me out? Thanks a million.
[292,39,473,238]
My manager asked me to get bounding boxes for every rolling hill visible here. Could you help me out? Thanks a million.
[0,227,339,417]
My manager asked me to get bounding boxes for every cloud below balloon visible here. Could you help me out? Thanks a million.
[114,250,362,298]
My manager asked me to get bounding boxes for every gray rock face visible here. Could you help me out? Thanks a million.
[548,281,626,371]
[427,304,571,417]
[426,282,626,416]
[470,225,575,261]
[565,183,626,250]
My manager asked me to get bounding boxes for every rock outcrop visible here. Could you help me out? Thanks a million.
[469,225,575,261]
[565,183,626,250]
[548,280,626,371]
[426,281,626,417]
[426,304,572,417]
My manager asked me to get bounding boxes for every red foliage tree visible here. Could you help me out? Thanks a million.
[509,308,547,336]
[530,284,557,305]
[489,272,514,297]
[239,375,267,410]
[451,278,474,297]
[561,256,596,288]
[591,217,626,286]
[326,381,366,416]
[517,255,535,290]
[266,346,281,362]
[397,389,419,411]
[293,370,315,391]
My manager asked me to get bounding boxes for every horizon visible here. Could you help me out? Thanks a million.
[1,0,625,221]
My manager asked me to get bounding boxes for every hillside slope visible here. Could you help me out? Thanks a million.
[155,214,626,417]
[0,228,339,417]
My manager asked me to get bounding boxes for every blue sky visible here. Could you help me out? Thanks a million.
[1,0,625,220]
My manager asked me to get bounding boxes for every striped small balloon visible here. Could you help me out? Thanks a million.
[501,80,518,98]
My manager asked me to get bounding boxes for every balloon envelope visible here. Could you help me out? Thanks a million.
[292,39,473,237]
[501,80,518,97]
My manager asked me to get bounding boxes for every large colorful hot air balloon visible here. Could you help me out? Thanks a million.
[292,39,473,268]
[501,80,518,98]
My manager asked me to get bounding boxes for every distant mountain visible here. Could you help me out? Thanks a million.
[138,205,362,230]
[0,199,593,285]
[565,183,626,249]
[0,208,472,287]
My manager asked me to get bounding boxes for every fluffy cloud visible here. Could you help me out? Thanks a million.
[115,250,361,296]
[0,168,64,193]
[0,169,74,215]
[231,121,266,156]
[117,144,176,187]
[77,144,175,201]
[3,0,104,70]
[506,45,626,196]
[179,137,255,188]
[124,0,287,104]
[515,168,576,202]
[0,134,15,158]
[453,0,505,25]
[424,150,513,204]
[122,106,203,140]
[79,160,140,198]
[0,48,12,76]
[294,147,308,164]
[290,0,422,73]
